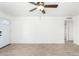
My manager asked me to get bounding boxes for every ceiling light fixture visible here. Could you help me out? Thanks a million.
[37,6,44,11]
[29,2,58,14]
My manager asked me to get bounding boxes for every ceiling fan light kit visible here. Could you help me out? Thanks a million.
[29,2,58,14]
[37,6,44,11]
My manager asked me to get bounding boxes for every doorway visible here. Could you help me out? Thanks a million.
[64,17,73,44]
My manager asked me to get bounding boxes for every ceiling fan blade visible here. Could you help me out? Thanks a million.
[44,4,58,8]
[29,8,37,12]
[29,2,37,5]
[42,10,45,14]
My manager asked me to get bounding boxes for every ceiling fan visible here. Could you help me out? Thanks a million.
[29,2,58,14]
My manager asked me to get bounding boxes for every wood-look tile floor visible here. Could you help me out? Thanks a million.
[0,44,79,56]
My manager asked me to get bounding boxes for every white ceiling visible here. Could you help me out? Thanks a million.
[0,2,79,17]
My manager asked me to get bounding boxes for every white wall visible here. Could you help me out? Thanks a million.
[73,16,79,45]
[0,11,11,20]
[11,16,64,43]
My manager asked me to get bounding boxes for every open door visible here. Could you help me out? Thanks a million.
[64,18,73,44]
